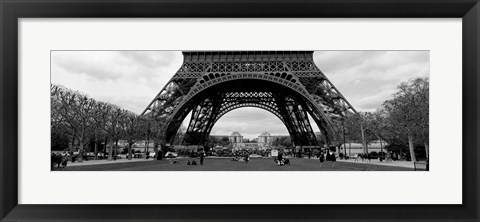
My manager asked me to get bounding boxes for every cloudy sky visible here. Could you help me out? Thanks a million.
[51,51,429,139]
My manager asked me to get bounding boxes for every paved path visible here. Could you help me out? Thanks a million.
[59,158,415,171]
[64,157,425,170]
[337,159,417,169]
[68,158,154,167]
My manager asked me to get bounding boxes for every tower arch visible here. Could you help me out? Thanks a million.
[142,51,357,148]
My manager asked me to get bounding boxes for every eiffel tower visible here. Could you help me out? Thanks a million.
[142,51,357,148]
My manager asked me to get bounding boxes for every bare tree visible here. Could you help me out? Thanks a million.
[383,77,429,162]
[138,116,153,155]
[119,111,143,160]
[91,102,111,159]
[148,117,167,158]
[55,86,97,162]
[70,94,96,162]
[51,84,65,129]
[103,106,124,161]
[344,113,376,154]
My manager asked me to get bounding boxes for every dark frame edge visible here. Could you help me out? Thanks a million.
[462,2,480,221]
[1,0,19,221]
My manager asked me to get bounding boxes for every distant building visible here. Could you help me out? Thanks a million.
[229,132,243,144]
[210,135,229,140]
[258,131,272,145]
[258,131,290,147]
[211,131,291,151]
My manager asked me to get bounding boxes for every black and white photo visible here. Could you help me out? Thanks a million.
[51,50,429,171]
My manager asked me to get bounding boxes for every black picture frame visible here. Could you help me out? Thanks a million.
[1,0,479,221]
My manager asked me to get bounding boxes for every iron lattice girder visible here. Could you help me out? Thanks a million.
[273,94,318,146]
[165,72,338,145]
[143,51,358,147]
[183,97,219,145]
[214,92,281,123]
[183,90,319,147]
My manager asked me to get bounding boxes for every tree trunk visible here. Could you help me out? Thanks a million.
[408,135,417,162]
[145,137,149,154]
[424,141,429,160]
[78,141,84,163]
[348,141,351,158]
[379,137,384,159]
[128,143,133,160]
[69,134,75,153]
[94,141,98,160]
[154,143,160,160]
[361,125,367,154]
[114,140,119,158]
[93,129,98,160]
[103,137,108,157]
[77,128,85,162]
[108,140,113,161]
[153,143,159,154]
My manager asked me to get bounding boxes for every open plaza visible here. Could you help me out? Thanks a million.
[50,51,429,172]
[56,157,423,171]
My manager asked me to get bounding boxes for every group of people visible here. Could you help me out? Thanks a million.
[186,152,205,165]
[274,152,290,166]
[186,160,198,165]
[51,152,69,169]
[387,152,402,161]
[353,153,372,162]
[231,154,250,163]
[318,149,337,168]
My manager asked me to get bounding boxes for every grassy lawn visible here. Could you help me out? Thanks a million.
[59,158,412,171]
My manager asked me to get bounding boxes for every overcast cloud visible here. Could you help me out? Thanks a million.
[51,51,429,139]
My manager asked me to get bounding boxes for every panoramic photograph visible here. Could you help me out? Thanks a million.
[50,50,429,171]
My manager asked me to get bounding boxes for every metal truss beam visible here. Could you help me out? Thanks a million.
[143,51,358,147]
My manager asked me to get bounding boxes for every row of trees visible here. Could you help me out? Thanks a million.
[344,77,429,162]
[207,136,231,148]
[272,136,292,148]
[52,77,428,162]
[51,84,174,161]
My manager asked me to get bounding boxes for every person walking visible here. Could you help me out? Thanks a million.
[199,152,204,165]
[328,149,336,169]
[156,150,163,160]
[326,148,336,169]
[319,151,325,167]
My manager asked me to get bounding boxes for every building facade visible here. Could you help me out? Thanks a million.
[228,132,244,144]
[257,131,273,145]
[210,131,292,151]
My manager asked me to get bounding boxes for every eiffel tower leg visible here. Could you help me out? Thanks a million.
[183,94,223,146]
[273,93,317,147]
[183,98,214,146]
[305,107,333,146]
[274,95,303,146]
[198,97,223,146]
[290,102,318,147]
